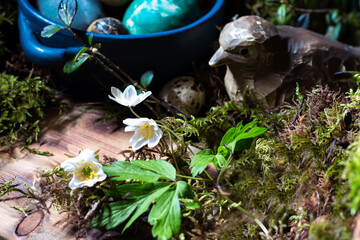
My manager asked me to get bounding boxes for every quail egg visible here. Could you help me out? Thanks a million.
[122,0,202,34]
[158,76,206,115]
[101,0,131,7]
[87,17,129,34]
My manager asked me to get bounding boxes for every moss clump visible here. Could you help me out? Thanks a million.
[0,72,55,148]
[215,86,357,239]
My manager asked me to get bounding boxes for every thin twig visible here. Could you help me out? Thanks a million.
[65,28,191,118]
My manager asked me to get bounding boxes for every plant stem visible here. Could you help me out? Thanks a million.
[176,174,211,182]
[156,121,182,141]
[129,107,141,118]
[204,170,214,181]
[92,54,128,85]
[95,51,136,86]
[168,132,180,173]
[216,153,233,187]
[65,27,191,118]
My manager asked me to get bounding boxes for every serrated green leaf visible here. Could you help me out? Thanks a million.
[219,121,267,154]
[234,126,267,142]
[236,121,257,135]
[40,25,62,38]
[93,182,172,231]
[148,190,180,239]
[63,53,90,73]
[123,183,172,232]
[214,153,226,169]
[132,160,176,181]
[90,201,136,229]
[105,182,170,198]
[103,161,162,183]
[148,181,193,239]
[190,149,215,177]
[140,71,154,89]
[176,181,194,199]
[217,146,229,158]
[58,0,77,27]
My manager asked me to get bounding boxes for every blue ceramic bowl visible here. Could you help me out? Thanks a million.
[17,0,225,99]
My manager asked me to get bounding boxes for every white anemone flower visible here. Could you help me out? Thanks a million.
[109,85,152,107]
[61,149,107,189]
[123,118,163,150]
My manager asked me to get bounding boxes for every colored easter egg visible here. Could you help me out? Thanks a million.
[36,0,105,31]
[87,17,129,34]
[122,0,202,34]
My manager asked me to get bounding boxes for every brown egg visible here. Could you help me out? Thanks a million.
[87,17,129,34]
[158,76,206,115]
[101,0,131,7]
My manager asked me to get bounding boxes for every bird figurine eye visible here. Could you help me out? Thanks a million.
[239,48,249,57]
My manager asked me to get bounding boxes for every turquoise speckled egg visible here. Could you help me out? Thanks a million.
[37,0,105,31]
[122,0,202,35]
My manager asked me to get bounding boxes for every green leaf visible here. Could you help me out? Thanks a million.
[93,181,196,239]
[234,125,267,142]
[176,180,194,199]
[149,190,180,239]
[140,71,154,89]
[190,149,215,177]
[219,121,267,154]
[88,33,93,46]
[214,153,226,169]
[90,201,136,229]
[92,182,172,230]
[148,181,193,239]
[180,198,200,210]
[105,182,170,198]
[58,0,78,27]
[63,53,90,73]
[40,25,62,38]
[122,184,172,232]
[73,47,89,64]
[132,160,176,181]
[103,161,162,183]
[277,4,287,25]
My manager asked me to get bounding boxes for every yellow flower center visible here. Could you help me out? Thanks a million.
[138,122,153,139]
[74,160,99,181]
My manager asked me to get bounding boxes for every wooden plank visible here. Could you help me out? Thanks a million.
[0,105,133,239]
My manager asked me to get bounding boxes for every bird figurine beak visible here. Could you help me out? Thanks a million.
[209,46,230,67]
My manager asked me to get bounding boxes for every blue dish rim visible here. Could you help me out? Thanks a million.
[20,0,225,40]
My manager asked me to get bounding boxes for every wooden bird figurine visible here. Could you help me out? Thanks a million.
[209,15,360,108]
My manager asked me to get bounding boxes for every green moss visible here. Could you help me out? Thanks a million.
[214,86,357,239]
[0,72,55,148]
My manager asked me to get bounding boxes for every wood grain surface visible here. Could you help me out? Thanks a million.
[0,104,133,239]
